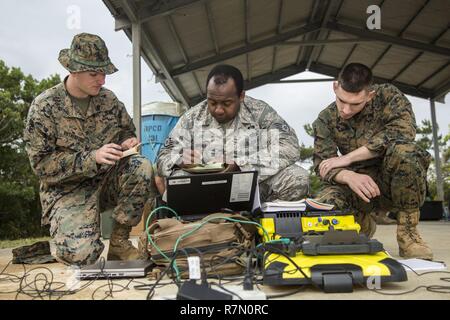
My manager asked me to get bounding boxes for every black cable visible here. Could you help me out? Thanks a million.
[134,250,184,300]
[91,278,136,300]
[256,244,311,280]
[0,257,146,300]
[210,282,243,300]
[265,286,306,299]
[367,262,450,296]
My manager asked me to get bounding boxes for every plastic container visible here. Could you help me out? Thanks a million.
[140,101,185,163]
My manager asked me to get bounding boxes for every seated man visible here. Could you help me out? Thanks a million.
[23,33,156,266]
[157,64,309,202]
[313,62,433,260]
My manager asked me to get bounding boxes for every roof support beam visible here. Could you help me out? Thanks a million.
[270,78,334,84]
[271,0,285,73]
[392,27,449,81]
[306,0,338,70]
[186,63,308,104]
[315,0,345,64]
[114,15,132,31]
[282,38,374,46]
[326,21,450,57]
[193,72,204,98]
[245,0,251,44]
[115,0,203,31]
[120,0,138,21]
[296,0,323,65]
[139,29,191,105]
[340,45,358,68]
[120,33,190,105]
[245,0,251,81]
[119,1,190,105]
[167,15,189,64]
[170,22,321,77]
[205,1,219,54]
[245,62,308,90]
[416,60,450,88]
[339,0,387,69]
[371,0,431,70]
[308,62,434,99]
[433,79,450,100]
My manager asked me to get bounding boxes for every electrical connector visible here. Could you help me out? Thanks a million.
[243,274,254,291]
[176,280,233,300]
[214,285,267,300]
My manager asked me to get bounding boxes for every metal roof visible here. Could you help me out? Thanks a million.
[103,0,450,106]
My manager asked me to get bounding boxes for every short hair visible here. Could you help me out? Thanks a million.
[338,63,373,92]
[206,64,244,97]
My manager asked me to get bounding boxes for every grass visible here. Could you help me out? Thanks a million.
[0,237,51,249]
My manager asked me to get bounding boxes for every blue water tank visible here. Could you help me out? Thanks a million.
[140,101,185,163]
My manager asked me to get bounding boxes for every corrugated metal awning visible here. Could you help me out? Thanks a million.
[103,0,450,106]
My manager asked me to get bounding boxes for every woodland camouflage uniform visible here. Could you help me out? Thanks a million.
[24,33,156,265]
[313,83,433,259]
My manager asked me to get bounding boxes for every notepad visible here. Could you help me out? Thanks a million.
[183,163,226,174]
[120,143,142,159]
[261,198,334,212]
[397,258,447,272]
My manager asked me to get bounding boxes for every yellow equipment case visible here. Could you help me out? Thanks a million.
[258,210,407,293]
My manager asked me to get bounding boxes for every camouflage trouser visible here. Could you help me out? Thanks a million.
[316,142,431,231]
[49,155,155,266]
[259,163,309,202]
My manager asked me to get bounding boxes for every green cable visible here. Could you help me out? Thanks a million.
[146,210,271,281]
[145,206,181,278]
[256,238,291,248]
[172,216,270,280]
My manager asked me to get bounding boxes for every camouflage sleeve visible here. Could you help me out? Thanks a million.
[23,101,98,186]
[365,86,416,156]
[117,99,137,143]
[312,112,345,183]
[156,114,191,177]
[239,104,300,182]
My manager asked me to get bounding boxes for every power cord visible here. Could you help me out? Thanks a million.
[367,262,450,296]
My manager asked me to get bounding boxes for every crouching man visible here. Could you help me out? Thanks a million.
[313,63,433,260]
[156,64,309,202]
[24,33,156,265]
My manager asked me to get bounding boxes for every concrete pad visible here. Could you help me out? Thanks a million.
[1,221,449,300]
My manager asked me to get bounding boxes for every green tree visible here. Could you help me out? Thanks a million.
[415,120,450,204]
[0,60,60,239]
[299,124,323,196]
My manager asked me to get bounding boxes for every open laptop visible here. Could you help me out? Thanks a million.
[167,170,259,220]
[77,260,153,280]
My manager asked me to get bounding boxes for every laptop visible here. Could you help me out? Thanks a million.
[167,170,259,220]
[77,260,153,280]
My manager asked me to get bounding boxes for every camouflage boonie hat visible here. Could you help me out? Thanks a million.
[58,33,118,74]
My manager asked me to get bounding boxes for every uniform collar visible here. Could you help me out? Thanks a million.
[60,76,110,119]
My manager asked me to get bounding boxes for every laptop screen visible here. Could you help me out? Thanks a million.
[166,171,258,219]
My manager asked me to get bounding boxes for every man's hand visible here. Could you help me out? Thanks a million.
[155,175,166,195]
[223,161,240,173]
[121,137,139,151]
[339,171,381,203]
[179,149,202,167]
[319,155,352,178]
[95,143,123,165]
